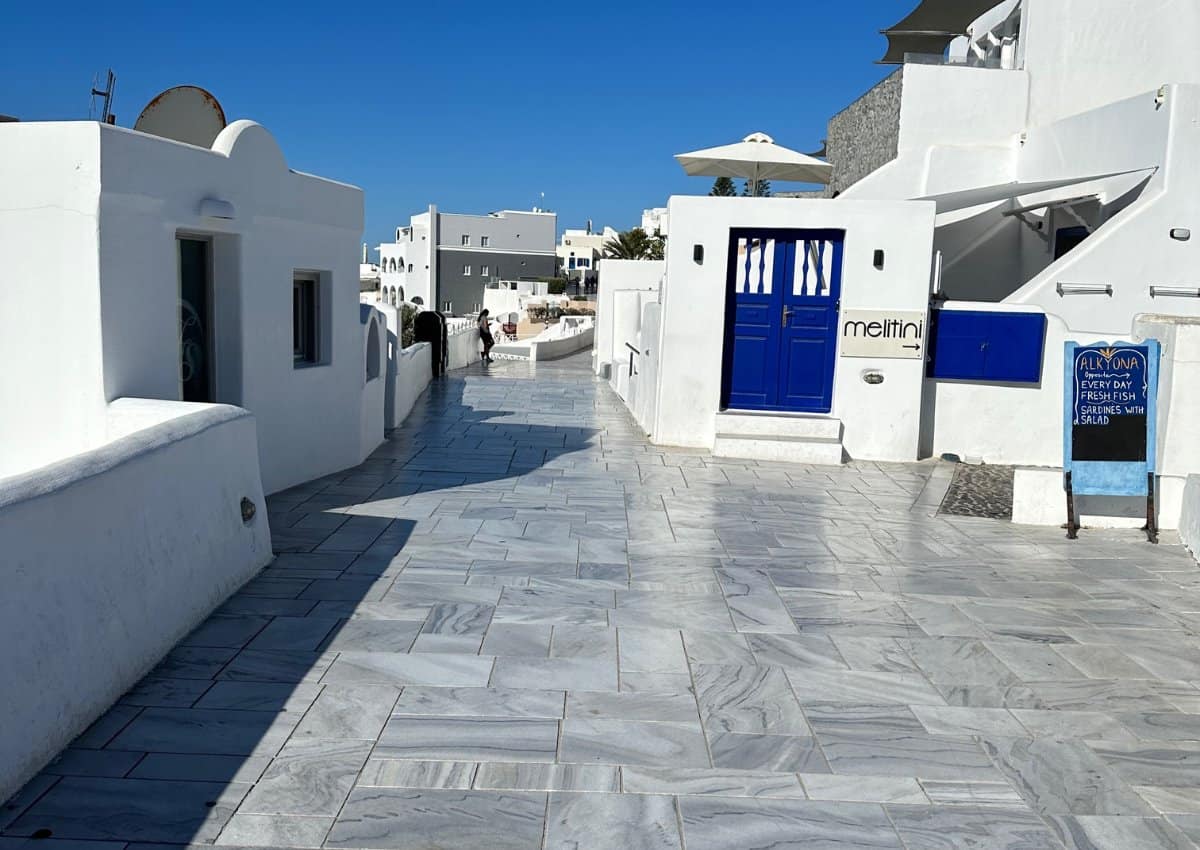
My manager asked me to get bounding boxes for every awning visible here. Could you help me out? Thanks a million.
[919,169,1157,215]
[879,0,1003,64]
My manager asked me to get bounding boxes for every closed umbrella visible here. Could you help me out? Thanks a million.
[675,132,832,189]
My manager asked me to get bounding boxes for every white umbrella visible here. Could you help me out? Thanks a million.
[675,132,832,189]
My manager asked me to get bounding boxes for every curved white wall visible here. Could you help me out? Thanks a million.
[0,400,272,801]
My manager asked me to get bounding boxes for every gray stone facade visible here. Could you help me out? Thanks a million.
[436,249,556,314]
[824,70,904,196]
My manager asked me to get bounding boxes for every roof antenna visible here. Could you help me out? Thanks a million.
[90,69,116,124]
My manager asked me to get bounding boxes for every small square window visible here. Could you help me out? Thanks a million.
[480,264,490,277]
[481,236,490,247]
[463,264,472,276]
[461,234,471,247]
[293,275,318,366]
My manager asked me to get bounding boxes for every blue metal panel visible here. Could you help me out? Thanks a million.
[928,310,1047,383]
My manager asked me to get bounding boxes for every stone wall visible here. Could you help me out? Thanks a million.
[825,70,903,196]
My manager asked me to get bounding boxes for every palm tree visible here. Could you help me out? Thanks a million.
[603,228,655,260]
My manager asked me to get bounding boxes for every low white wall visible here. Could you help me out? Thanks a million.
[359,309,386,461]
[531,326,594,361]
[446,320,481,371]
[393,343,432,425]
[0,399,272,801]
[595,260,663,379]
[1179,476,1200,558]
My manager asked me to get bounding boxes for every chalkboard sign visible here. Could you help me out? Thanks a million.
[1062,339,1161,542]
[1070,345,1150,462]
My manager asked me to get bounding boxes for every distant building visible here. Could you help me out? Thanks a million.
[379,206,557,314]
[640,207,669,237]
[556,224,617,279]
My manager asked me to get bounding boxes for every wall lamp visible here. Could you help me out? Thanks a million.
[1056,282,1112,297]
[1149,286,1200,298]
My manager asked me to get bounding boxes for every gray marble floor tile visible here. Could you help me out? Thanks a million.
[292,684,399,739]
[245,616,341,652]
[1117,711,1200,742]
[1089,742,1200,788]
[678,796,904,850]
[693,663,809,736]
[1134,786,1200,815]
[545,793,682,850]
[802,774,927,804]
[566,690,697,722]
[239,738,373,815]
[1049,815,1198,850]
[473,762,619,792]
[708,731,830,773]
[479,623,552,656]
[491,656,617,691]
[107,708,297,756]
[1010,709,1134,743]
[683,630,756,665]
[623,766,805,798]
[785,668,946,706]
[215,813,333,847]
[886,805,1062,849]
[321,619,422,652]
[817,731,1000,781]
[918,780,1028,808]
[40,748,143,778]
[321,652,492,687]
[375,716,559,762]
[127,753,271,784]
[358,759,478,789]
[324,789,546,850]
[560,718,708,767]
[218,649,336,684]
[910,705,1028,737]
[618,627,688,674]
[393,686,564,718]
[550,624,617,659]
[192,682,321,713]
[746,634,847,670]
[981,736,1155,816]
[5,777,248,843]
[620,672,696,694]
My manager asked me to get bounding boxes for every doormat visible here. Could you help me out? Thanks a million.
[938,463,1015,520]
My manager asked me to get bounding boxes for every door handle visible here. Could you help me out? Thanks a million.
[782,307,793,328]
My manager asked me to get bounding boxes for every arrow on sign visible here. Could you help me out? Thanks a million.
[903,344,922,351]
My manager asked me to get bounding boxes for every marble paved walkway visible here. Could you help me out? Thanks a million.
[6,351,1200,850]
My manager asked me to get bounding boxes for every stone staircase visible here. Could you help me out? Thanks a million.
[713,411,845,465]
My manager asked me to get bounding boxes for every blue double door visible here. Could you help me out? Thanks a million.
[722,229,844,413]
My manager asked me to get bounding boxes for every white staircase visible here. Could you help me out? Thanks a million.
[713,411,845,465]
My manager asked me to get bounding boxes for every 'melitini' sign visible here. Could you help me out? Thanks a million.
[839,309,927,359]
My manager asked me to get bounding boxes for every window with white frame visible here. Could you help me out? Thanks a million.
[481,236,490,247]
[480,265,489,277]
[463,264,471,276]
[461,234,471,246]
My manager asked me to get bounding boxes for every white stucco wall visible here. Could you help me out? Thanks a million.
[651,196,936,461]
[0,400,272,801]
[1010,86,1200,335]
[446,320,482,371]
[0,120,373,494]
[392,343,432,425]
[1022,0,1200,128]
[595,260,663,379]
[0,123,108,476]
[1179,476,1200,559]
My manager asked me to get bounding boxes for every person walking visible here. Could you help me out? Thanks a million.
[478,309,495,363]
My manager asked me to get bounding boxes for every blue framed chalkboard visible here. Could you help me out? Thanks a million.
[1063,340,1161,542]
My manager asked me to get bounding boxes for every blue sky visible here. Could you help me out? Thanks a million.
[2,0,908,250]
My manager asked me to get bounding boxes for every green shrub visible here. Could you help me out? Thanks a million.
[400,304,417,348]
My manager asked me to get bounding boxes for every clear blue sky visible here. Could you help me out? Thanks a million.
[2,0,908,251]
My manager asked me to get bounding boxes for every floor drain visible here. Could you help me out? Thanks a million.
[32,829,52,839]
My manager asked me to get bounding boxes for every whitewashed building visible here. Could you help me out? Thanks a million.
[556,224,616,278]
[601,0,1200,530]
